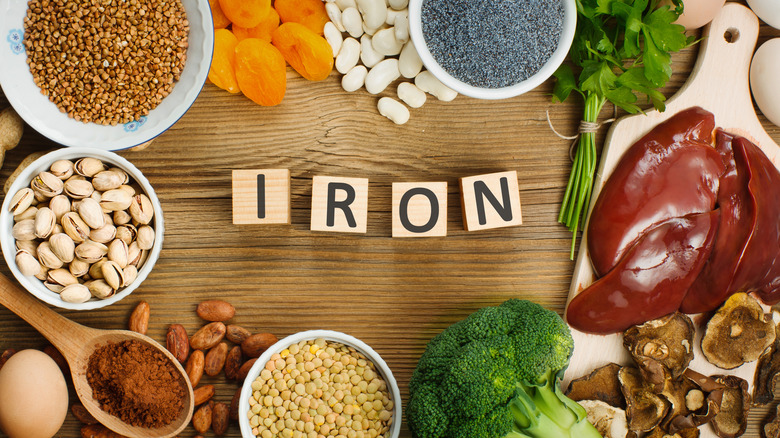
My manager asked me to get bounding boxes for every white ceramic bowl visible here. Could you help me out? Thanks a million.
[239,330,402,438]
[408,0,576,100]
[0,148,165,310]
[0,0,213,150]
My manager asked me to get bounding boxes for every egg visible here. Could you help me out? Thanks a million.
[750,38,780,128]
[0,350,69,438]
[747,0,780,29]
[665,0,727,30]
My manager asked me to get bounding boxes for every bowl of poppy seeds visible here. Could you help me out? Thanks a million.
[408,0,576,100]
[0,0,213,150]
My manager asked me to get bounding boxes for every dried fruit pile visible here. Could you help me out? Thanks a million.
[207,0,334,106]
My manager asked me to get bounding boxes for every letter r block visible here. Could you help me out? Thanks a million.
[392,182,447,237]
[232,169,291,225]
[460,171,522,231]
[311,176,369,233]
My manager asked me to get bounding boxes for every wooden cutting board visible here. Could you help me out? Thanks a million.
[563,3,780,437]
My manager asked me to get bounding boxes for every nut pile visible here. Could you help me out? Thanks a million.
[23,0,189,125]
[247,338,394,438]
[9,157,155,304]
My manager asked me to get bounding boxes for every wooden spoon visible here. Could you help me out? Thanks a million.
[0,272,194,438]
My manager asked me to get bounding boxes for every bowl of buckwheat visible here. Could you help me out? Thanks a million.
[1,148,164,310]
[0,0,213,150]
[239,330,402,438]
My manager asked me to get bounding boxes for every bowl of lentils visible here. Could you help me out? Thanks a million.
[0,0,213,150]
[408,0,576,99]
[0,148,164,310]
[239,330,402,438]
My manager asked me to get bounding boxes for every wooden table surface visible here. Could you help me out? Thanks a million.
[1,9,779,438]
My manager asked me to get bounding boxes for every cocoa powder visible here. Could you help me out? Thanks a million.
[86,340,185,428]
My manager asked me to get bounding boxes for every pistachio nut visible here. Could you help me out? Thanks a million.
[50,160,74,180]
[69,258,90,277]
[37,241,64,270]
[107,239,129,268]
[122,265,138,287]
[116,224,137,245]
[108,167,130,184]
[92,170,125,191]
[44,281,65,293]
[53,224,63,235]
[86,279,114,299]
[9,188,34,215]
[101,260,125,290]
[60,283,91,303]
[127,241,142,266]
[137,249,149,268]
[77,197,105,229]
[61,212,90,243]
[49,233,76,263]
[13,206,38,223]
[64,178,95,199]
[88,259,106,279]
[16,239,38,257]
[12,219,36,241]
[136,225,155,250]
[15,249,42,277]
[75,157,106,177]
[90,223,117,244]
[35,266,50,282]
[33,189,48,203]
[48,195,71,221]
[34,207,56,239]
[100,189,132,211]
[118,185,136,197]
[113,210,132,226]
[128,194,154,225]
[31,171,64,198]
[46,268,78,288]
[75,240,108,264]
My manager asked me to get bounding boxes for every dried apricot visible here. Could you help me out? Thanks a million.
[218,0,270,28]
[235,38,287,106]
[232,7,279,43]
[208,29,240,94]
[274,0,329,35]
[271,22,334,81]
[208,0,231,29]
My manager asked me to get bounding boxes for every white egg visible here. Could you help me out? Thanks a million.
[747,0,780,29]
[669,0,727,30]
[750,38,780,127]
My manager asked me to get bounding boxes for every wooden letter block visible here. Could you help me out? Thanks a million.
[311,176,369,233]
[392,182,447,237]
[460,171,522,231]
[232,169,291,225]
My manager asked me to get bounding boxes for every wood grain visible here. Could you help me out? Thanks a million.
[1,5,779,437]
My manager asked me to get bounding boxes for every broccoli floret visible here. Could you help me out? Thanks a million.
[407,299,602,438]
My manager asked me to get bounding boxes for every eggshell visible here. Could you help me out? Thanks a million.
[750,38,780,128]
[667,0,727,30]
[0,350,69,438]
[747,0,780,29]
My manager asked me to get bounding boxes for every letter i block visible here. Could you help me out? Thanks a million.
[311,176,369,233]
[232,169,291,224]
[392,182,447,237]
[460,171,522,231]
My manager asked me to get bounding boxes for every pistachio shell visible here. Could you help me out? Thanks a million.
[86,280,114,299]
[101,260,125,290]
[136,225,155,250]
[108,167,130,184]
[47,268,78,287]
[77,197,105,229]
[48,195,71,221]
[61,212,90,243]
[100,189,132,211]
[13,206,37,223]
[128,194,154,225]
[122,265,138,287]
[31,171,63,197]
[60,283,91,303]
[49,233,76,263]
[34,207,56,239]
[64,178,95,199]
[15,249,41,277]
[50,160,74,180]
[35,266,50,282]
[136,249,149,268]
[114,210,132,226]
[12,219,36,241]
[116,225,137,245]
[75,157,106,177]
[44,281,65,293]
[90,223,117,244]
[16,240,38,257]
[75,240,108,263]
[89,259,106,279]
[107,239,129,268]
[69,258,90,277]
[53,224,63,235]
[128,241,141,266]
[92,170,124,191]
[37,241,64,269]
[9,188,34,215]
[118,185,136,197]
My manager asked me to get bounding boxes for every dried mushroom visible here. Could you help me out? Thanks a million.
[667,370,725,433]
[754,318,780,405]
[658,374,701,430]
[624,312,695,385]
[645,427,700,438]
[764,403,780,438]
[710,375,750,438]
[578,399,635,438]
[566,363,626,409]
[702,293,776,370]
[619,366,670,432]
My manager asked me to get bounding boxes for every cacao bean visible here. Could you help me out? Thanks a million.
[186,349,205,388]
[190,321,226,350]
[212,402,230,436]
[71,404,98,425]
[237,358,258,380]
[0,349,17,370]
[226,324,252,344]
[43,345,69,375]
[204,342,228,377]
[166,324,189,363]
[229,386,242,421]
[80,424,126,438]
[193,384,215,406]
[192,401,213,433]
[241,332,278,358]
[225,345,243,380]
[127,300,150,335]
[196,299,235,322]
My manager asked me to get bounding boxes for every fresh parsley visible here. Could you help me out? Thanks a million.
[553,0,693,258]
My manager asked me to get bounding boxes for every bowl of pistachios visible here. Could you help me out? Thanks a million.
[0,148,164,310]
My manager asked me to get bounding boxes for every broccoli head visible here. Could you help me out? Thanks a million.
[406,299,602,438]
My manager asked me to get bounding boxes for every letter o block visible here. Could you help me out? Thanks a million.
[392,182,447,237]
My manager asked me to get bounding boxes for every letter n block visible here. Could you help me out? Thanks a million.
[460,171,522,231]
[232,169,291,225]
[311,176,369,233]
[392,182,447,237]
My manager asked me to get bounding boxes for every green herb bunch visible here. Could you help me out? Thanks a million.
[553,0,693,258]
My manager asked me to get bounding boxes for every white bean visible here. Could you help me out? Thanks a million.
[360,34,385,68]
[388,0,408,10]
[397,82,426,108]
[398,41,423,78]
[325,3,346,32]
[377,97,410,125]
[365,58,400,94]
[342,7,364,38]
[342,65,368,92]
[336,37,361,74]
[372,27,403,56]
[324,22,344,57]
[393,11,409,43]
[385,8,405,25]
[356,0,387,30]
[335,0,357,10]
[415,71,457,101]
[362,22,385,36]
